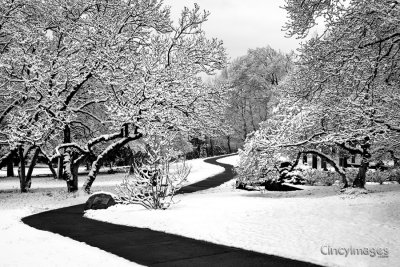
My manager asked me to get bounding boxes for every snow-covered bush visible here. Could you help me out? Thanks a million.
[277,163,306,184]
[302,169,340,186]
[115,159,190,210]
[115,137,190,210]
[387,169,400,184]
[366,169,390,184]
[345,168,359,185]
[301,169,319,186]
[235,100,304,186]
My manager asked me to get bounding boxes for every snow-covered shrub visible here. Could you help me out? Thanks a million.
[115,137,190,210]
[345,168,359,185]
[386,168,400,183]
[302,169,340,186]
[279,165,306,184]
[366,169,390,184]
[302,169,319,186]
[319,171,341,186]
[235,96,339,187]
[115,159,190,209]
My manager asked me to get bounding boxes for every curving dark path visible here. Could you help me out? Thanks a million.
[22,154,321,267]
[176,155,237,194]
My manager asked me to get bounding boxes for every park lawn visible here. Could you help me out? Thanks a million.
[0,156,224,267]
[86,155,400,267]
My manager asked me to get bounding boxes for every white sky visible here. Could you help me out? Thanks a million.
[164,0,301,61]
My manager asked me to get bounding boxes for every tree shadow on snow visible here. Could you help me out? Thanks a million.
[265,183,303,191]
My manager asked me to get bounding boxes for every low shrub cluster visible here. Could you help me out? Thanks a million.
[301,167,400,186]
[389,169,400,184]
[301,169,340,186]
[366,168,400,184]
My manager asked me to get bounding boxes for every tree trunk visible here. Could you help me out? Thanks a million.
[353,160,368,188]
[0,147,17,170]
[196,141,201,158]
[63,149,78,192]
[47,163,57,179]
[37,148,57,179]
[353,137,371,188]
[57,157,64,179]
[389,150,400,168]
[57,125,71,180]
[227,136,232,153]
[45,159,57,179]
[71,162,79,192]
[7,160,14,177]
[209,137,214,156]
[289,152,302,172]
[17,145,28,193]
[26,147,40,188]
[83,135,141,193]
[248,104,257,132]
[241,100,248,140]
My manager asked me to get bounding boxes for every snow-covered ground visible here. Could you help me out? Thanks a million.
[0,156,224,190]
[0,189,140,267]
[86,155,400,267]
[175,156,225,186]
[216,154,239,165]
[0,156,226,267]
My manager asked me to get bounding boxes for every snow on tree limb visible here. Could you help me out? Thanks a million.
[1,0,228,192]
[83,133,143,193]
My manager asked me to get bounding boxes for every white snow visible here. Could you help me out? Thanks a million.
[183,156,225,185]
[216,154,239,166]
[0,156,224,267]
[0,156,225,190]
[0,166,87,177]
[3,154,399,267]
[86,156,400,267]
[0,194,143,267]
[0,211,142,267]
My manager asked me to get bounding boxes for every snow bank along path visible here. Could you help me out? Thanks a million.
[0,156,224,190]
[0,155,224,267]
[22,154,319,267]
[87,155,400,267]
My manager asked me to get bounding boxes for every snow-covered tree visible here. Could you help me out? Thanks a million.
[219,46,293,144]
[0,0,227,192]
[237,94,364,188]
[276,0,400,188]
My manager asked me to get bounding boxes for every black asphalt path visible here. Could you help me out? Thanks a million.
[22,154,322,267]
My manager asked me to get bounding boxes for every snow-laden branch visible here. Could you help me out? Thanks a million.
[335,142,363,155]
[83,132,143,193]
[86,131,125,151]
[280,132,326,148]
[71,98,109,112]
[374,119,400,133]
[60,72,93,111]
[50,128,129,161]
[51,143,89,161]
[0,96,30,124]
